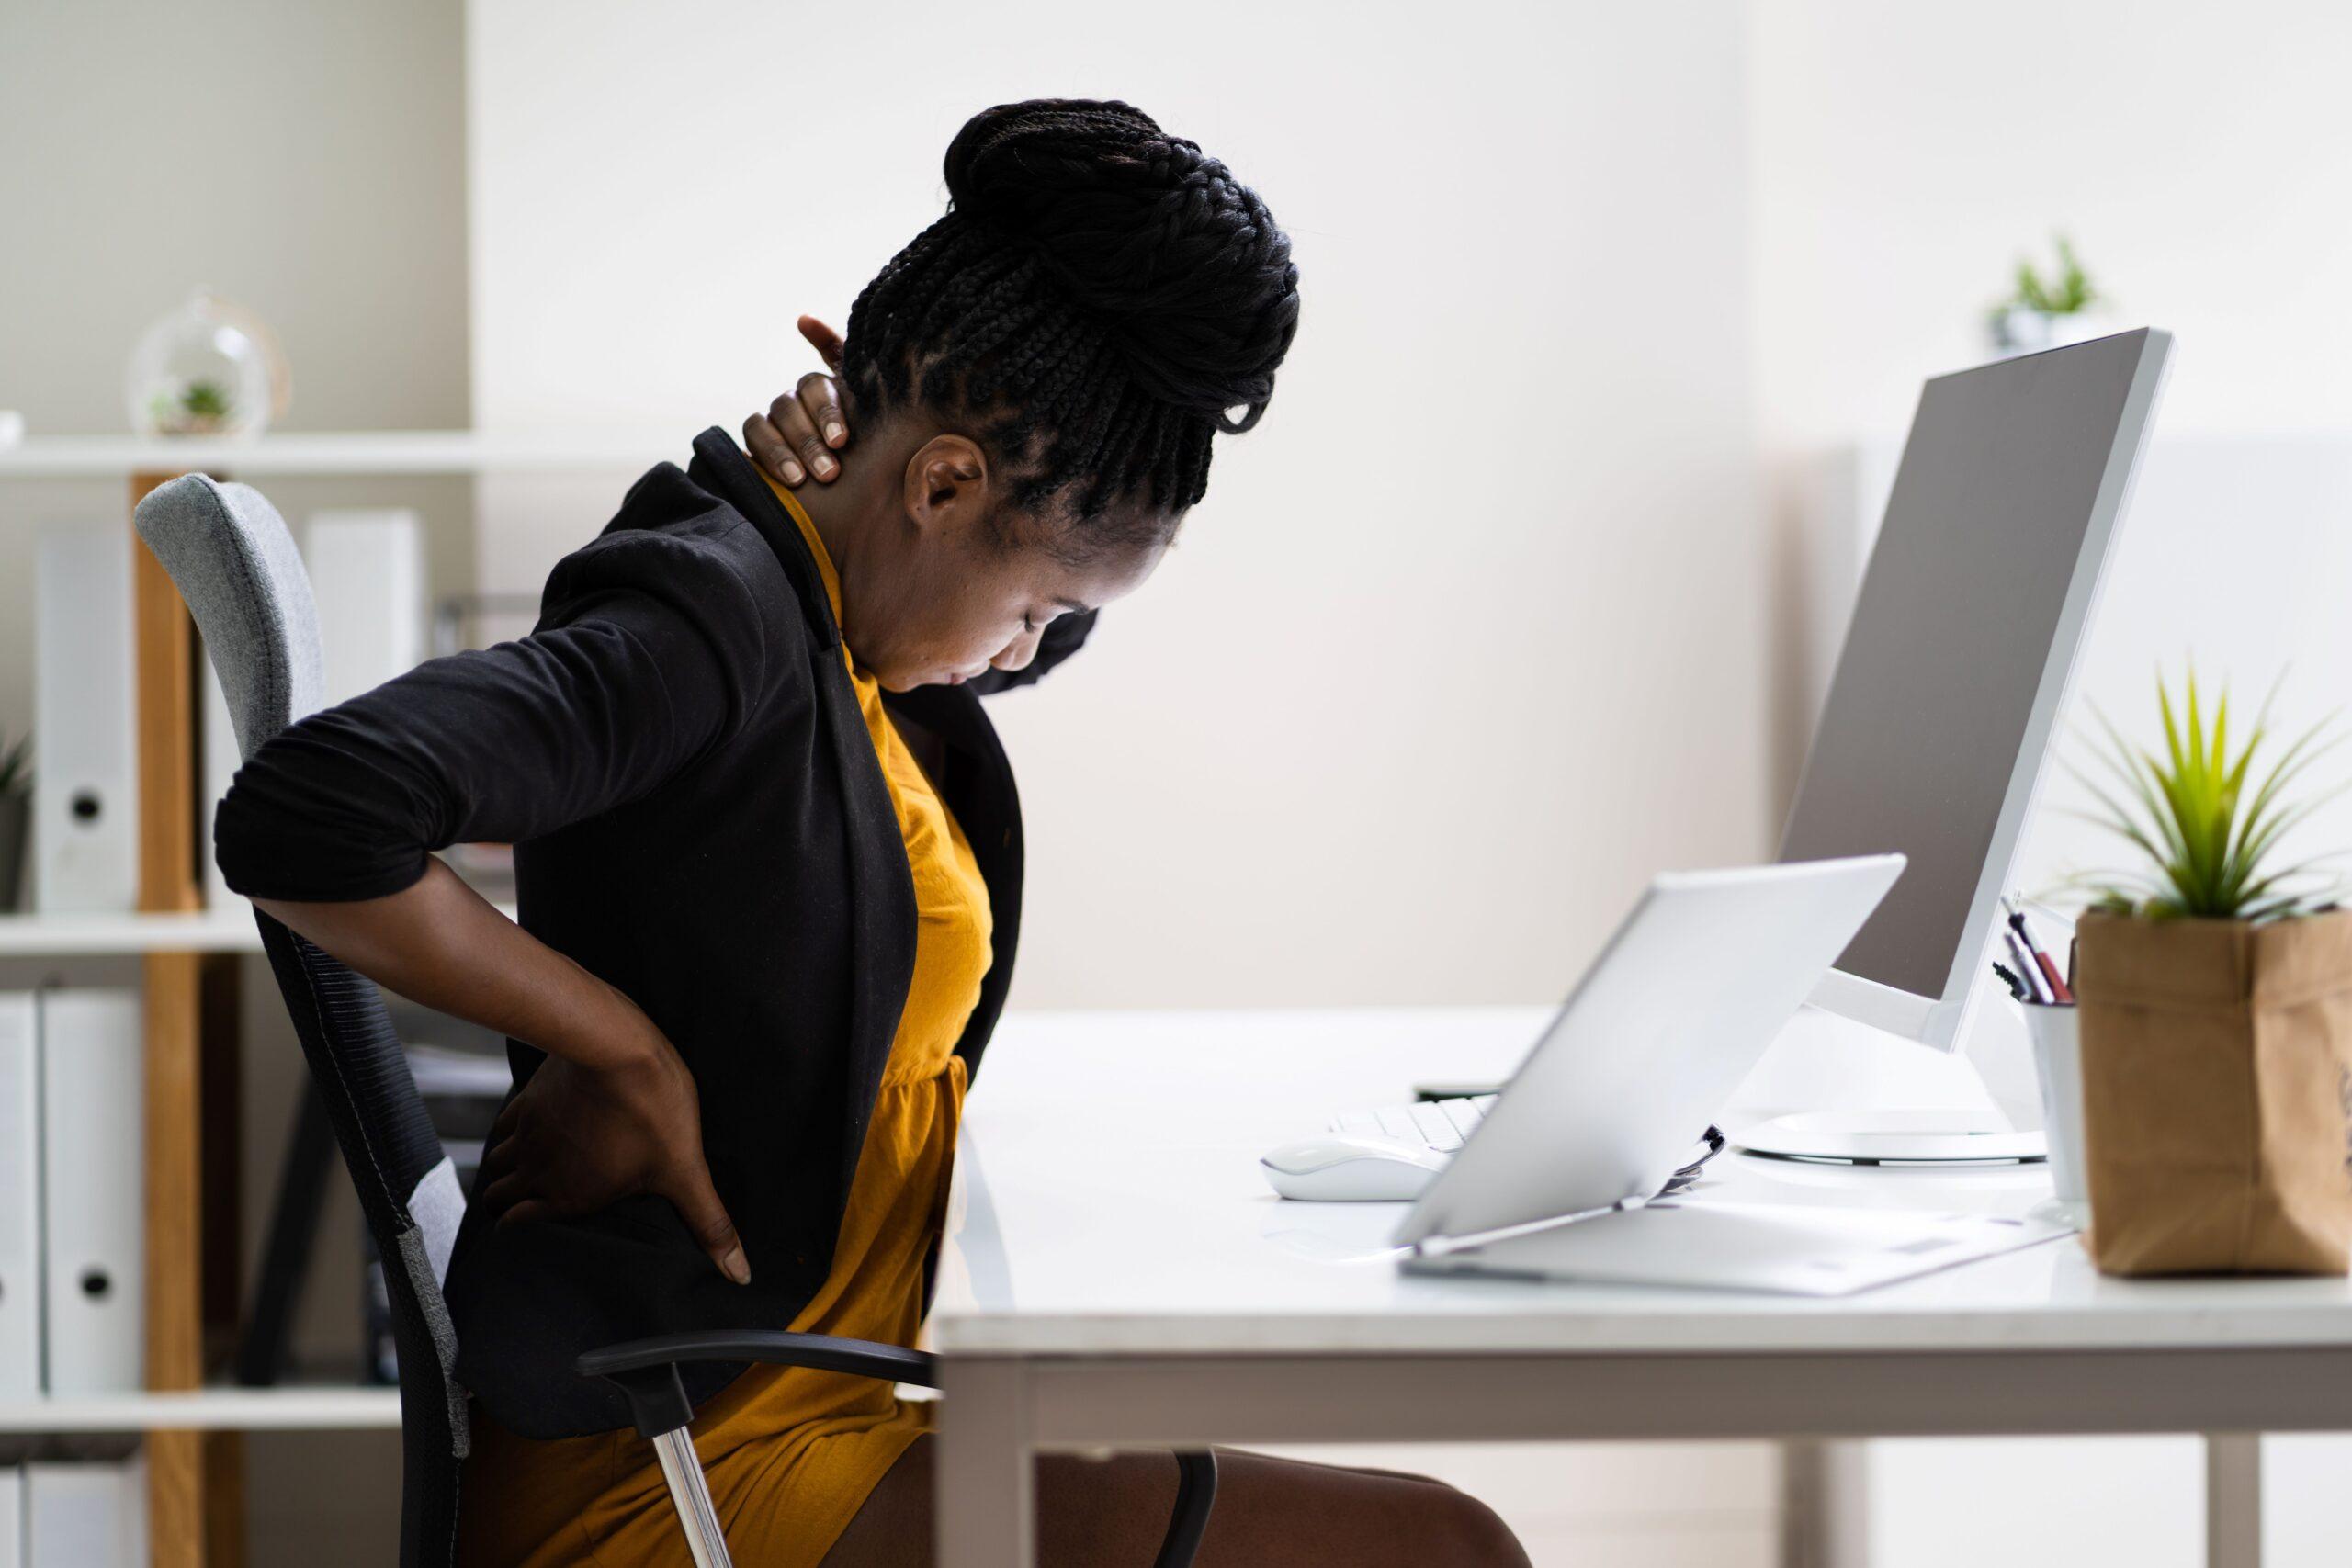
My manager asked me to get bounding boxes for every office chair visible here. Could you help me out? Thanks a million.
[134,473,1218,1568]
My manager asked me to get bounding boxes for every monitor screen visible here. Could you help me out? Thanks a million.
[1779,332,2158,1005]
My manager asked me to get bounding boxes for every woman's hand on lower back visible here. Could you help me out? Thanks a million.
[744,314,852,488]
[476,985,752,1286]
[254,862,752,1287]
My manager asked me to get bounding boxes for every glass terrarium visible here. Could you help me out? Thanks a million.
[125,290,288,438]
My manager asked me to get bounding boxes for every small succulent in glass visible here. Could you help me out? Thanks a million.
[2062,669,2347,922]
[125,289,287,438]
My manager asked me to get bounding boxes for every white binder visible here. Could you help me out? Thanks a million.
[25,1456,145,1568]
[33,525,139,913]
[0,1464,22,1568]
[306,508,425,705]
[0,993,38,1400]
[38,989,142,1394]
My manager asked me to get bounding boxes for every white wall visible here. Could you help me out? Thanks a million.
[1747,0,2352,808]
[467,0,1775,1010]
[1752,0,2352,958]
[1749,0,2352,449]
[0,0,470,435]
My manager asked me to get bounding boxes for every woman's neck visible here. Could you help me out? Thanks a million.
[781,444,877,595]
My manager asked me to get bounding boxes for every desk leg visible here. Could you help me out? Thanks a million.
[939,1358,1035,1568]
[2205,1432,2261,1568]
[1781,1439,1867,1568]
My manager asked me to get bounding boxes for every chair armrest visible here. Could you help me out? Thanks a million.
[583,1331,1221,1568]
[576,1331,938,1438]
[579,1328,936,1385]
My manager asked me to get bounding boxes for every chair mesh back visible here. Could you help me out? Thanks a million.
[133,475,469,1567]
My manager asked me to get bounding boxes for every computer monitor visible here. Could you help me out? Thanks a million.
[1776,329,2173,1055]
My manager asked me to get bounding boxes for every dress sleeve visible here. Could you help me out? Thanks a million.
[213,529,772,903]
[964,607,1099,698]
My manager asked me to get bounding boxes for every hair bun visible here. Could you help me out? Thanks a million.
[944,98,1299,433]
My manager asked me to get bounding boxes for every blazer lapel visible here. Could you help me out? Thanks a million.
[686,427,915,1193]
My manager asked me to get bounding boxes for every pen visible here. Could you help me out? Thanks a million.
[2004,926,2054,1003]
[2003,895,2074,1004]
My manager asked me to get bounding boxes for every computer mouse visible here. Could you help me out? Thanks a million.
[1259,1134,1453,1201]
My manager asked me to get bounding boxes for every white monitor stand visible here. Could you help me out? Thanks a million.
[1729,972,2048,1166]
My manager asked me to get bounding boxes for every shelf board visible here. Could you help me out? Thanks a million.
[0,907,262,954]
[0,429,683,479]
[0,900,518,955]
[0,1384,401,1434]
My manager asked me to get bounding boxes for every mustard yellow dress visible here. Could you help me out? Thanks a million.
[460,474,992,1568]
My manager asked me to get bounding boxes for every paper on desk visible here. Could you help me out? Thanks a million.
[1403,1199,2073,1297]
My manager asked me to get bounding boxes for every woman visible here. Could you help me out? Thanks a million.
[215,98,1528,1566]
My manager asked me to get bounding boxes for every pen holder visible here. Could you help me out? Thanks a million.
[2019,1000,2088,1228]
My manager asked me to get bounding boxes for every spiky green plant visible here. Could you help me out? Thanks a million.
[2007,233,2099,317]
[2062,670,2348,922]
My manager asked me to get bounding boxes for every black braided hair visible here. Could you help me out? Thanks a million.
[840,98,1300,557]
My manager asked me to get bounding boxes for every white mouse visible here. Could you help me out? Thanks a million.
[1259,1134,1453,1201]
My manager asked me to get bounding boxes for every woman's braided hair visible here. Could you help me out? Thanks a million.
[841,98,1299,556]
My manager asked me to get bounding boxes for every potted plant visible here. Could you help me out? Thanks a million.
[2064,671,2352,1275]
[0,732,27,911]
[1986,234,2112,356]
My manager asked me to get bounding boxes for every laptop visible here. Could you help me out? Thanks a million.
[1385,856,2074,1295]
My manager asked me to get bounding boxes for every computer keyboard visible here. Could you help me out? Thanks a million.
[1329,1095,1496,1152]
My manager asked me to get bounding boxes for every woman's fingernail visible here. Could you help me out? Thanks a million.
[816,455,835,476]
[724,1247,751,1285]
[825,422,845,445]
[780,461,803,484]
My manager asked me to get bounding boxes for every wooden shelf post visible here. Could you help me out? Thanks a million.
[130,470,241,1568]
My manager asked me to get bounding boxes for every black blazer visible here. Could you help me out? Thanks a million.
[213,426,1095,1437]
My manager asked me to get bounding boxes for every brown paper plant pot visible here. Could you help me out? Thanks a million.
[2075,907,2352,1276]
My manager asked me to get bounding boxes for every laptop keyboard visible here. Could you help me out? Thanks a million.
[1329,1095,1497,1152]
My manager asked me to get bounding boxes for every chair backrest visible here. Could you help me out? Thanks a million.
[134,474,469,1568]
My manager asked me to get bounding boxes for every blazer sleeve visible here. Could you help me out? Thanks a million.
[963,607,1099,698]
[213,528,774,903]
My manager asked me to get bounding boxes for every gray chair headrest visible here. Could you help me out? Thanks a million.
[131,473,324,761]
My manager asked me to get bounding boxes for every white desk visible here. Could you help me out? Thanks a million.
[930,1007,2352,1568]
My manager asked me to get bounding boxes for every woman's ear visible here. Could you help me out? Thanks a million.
[901,434,992,540]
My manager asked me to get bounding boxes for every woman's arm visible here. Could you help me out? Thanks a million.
[252,863,747,1284]
[219,531,770,1283]
[255,863,634,1073]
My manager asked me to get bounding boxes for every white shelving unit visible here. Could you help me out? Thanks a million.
[0,892,520,1441]
[0,434,579,1492]
[0,900,521,957]
[0,1386,401,1435]
[0,428,678,478]
[0,908,265,956]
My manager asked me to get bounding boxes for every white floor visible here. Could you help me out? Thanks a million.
[1258,1435,2352,1568]
[1250,1441,1781,1568]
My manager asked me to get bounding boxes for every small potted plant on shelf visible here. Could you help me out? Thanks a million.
[0,732,28,911]
[2064,669,2352,1276]
[1986,233,2112,355]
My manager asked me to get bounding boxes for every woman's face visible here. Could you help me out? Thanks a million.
[835,429,1171,693]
